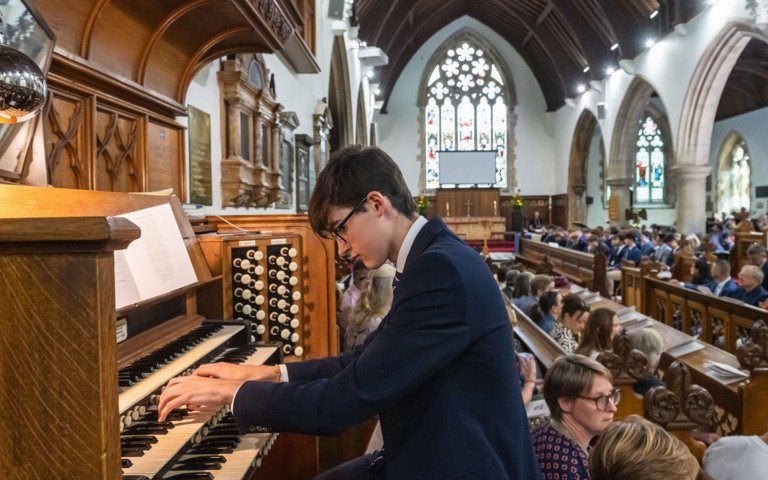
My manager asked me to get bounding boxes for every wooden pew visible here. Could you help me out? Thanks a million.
[641,276,765,354]
[584,291,768,437]
[516,237,607,296]
[731,230,766,275]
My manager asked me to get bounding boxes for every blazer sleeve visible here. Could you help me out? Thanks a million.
[233,251,470,436]
[286,324,382,382]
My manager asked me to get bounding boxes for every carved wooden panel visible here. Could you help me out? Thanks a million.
[147,121,184,194]
[95,108,141,192]
[45,90,90,189]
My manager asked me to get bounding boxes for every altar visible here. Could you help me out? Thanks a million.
[444,216,506,240]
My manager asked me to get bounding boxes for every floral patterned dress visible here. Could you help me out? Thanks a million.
[531,420,590,479]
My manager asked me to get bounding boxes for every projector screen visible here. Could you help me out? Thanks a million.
[439,151,497,186]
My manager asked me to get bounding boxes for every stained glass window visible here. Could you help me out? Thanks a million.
[424,40,507,189]
[634,115,666,203]
[717,138,750,215]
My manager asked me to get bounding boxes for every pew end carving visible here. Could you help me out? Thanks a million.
[644,361,717,462]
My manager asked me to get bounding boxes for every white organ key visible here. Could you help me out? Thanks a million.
[118,325,244,414]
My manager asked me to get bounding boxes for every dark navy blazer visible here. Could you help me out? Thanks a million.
[233,217,541,479]
[684,278,739,297]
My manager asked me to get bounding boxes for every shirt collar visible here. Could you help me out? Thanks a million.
[396,216,428,273]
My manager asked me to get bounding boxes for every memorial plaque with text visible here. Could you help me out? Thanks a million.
[188,106,212,205]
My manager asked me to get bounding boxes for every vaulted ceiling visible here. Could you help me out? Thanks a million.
[355,0,710,113]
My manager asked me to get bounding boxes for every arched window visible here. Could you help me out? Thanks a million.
[424,40,508,189]
[634,115,667,203]
[717,135,751,215]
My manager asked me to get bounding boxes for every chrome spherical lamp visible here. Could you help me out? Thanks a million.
[0,18,46,124]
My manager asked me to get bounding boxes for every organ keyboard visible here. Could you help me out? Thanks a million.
[121,339,278,479]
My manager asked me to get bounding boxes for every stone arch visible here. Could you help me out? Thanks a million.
[675,21,768,233]
[328,35,354,151]
[355,83,368,145]
[607,76,674,225]
[567,109,601,227]
[416,27,519,193]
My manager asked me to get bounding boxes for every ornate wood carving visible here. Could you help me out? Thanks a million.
[45,91,88,189]
[95,110,140,192]
[219,54,284,208]
[644,361,716,429]
[597,331,652,382]
[738,320,768,371]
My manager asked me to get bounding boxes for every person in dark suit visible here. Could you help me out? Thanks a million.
[747,243,768,290]
[673,259,737,297]
[726,264,768,308]
[528,210,543,231]
[157,146,540,480]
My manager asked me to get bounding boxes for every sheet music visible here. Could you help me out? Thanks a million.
[114,204,198,309]
[704,361,749,384]
[666,338,706,357]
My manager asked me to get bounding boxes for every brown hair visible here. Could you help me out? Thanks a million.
[575,308,615,356]
[590,415,699,480]
[308,145,416,236]
[543,354,612,421]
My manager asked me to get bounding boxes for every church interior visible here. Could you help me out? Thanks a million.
[1,0,767,478]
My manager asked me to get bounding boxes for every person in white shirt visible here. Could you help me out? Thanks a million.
[702,429,768,480]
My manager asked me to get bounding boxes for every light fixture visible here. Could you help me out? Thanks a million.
[374,88,381,95]
[366,70,374,79]
[576,84,586,93]
[649,10,658,19]
[610,43,619,51]
[606,66,615,75]
[645,38,656,48]
[583,66,590,73]
[0,14,47,124]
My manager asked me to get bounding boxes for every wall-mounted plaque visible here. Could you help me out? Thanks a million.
[188,105,212,205]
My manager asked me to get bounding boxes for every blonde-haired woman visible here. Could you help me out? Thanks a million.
[590,415,699,480]
[344,264,396,351]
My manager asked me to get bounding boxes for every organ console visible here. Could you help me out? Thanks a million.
[0,185,334,480]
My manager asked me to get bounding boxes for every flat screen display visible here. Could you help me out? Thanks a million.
[439,151,497,186]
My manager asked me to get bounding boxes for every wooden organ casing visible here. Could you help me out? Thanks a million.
[0,184,336,479]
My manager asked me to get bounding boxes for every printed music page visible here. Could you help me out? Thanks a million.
[114,203,198,309]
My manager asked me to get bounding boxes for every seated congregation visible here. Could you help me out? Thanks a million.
[329,209,768,480]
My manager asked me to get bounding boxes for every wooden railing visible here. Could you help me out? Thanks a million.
[516,238,607,296]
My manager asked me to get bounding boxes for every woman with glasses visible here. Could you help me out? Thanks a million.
[550,294,590,354]
[531,354,619,479]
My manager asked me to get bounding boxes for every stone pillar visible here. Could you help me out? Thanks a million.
[671,164,711,235]
[605,176,633,228]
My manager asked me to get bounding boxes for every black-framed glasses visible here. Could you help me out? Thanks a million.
[576,388,621,411]
[327,196,368,243]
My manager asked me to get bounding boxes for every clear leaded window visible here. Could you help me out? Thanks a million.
[635,115,666,203]
[424,41,507,189]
